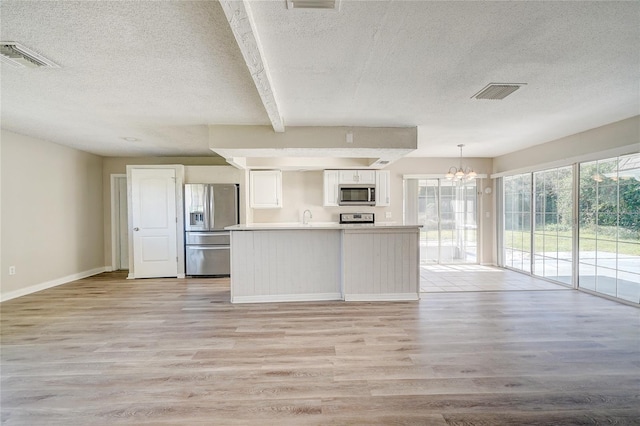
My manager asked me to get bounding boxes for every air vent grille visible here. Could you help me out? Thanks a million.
[472,83,525,100]
[0,42,59,68]
[286,0,340,10]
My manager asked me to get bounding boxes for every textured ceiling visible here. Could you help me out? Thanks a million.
[1,1,639,159]
[0,1,269,156]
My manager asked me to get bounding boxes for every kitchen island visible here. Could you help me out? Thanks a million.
[226,223,421,303]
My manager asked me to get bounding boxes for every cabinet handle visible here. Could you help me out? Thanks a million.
[134,227,139,231]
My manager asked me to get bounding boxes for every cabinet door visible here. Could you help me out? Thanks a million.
[250,170,282,209]
[376,170,391,206]
[358,170,376,184]
[323,170,339,206]
[338,170,359,183]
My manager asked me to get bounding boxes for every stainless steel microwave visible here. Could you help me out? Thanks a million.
[338,184,376,206]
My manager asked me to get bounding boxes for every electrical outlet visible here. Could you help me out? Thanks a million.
[9,266,16,275]
[385,212,392,219]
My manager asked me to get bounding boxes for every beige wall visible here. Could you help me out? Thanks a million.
[1,130,104,300]
[493,115,640,175]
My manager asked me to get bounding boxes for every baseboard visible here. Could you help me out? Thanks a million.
[1,267,107,302]
[231,292,343,304]
[344,293,419,302]
[480,262,498,267]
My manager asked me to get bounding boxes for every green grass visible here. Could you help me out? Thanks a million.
[504,229,640,256]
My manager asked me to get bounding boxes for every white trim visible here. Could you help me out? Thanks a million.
[344,293,419,302]
[490,143,639,178]
[1,267,107,302]
[110,173,127,272]
[231,292,343,304]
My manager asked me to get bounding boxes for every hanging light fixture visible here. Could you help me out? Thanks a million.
[445,144,477,180]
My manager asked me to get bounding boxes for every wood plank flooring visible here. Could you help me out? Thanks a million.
[1,272,639,425]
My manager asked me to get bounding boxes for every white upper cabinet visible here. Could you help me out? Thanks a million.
[323,170,340,207]
[375,170,391,206]
[338,170,376,184]
[250,170,282,209]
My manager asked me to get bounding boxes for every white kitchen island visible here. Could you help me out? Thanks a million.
[226,223,421,303]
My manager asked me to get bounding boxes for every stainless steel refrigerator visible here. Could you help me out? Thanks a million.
[184,184,239,276]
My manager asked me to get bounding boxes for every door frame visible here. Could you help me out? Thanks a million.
[110,174,127,271]
[126,165,185,279]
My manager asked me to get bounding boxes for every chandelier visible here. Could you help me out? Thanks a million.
[445,144,477,181]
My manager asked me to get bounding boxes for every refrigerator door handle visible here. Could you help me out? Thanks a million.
[186,246,230,250]
[187,232,230,237]
[203,185,210,231]
[209,185,215,230]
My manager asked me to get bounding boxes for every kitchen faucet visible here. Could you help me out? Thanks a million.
[303,209,313,225]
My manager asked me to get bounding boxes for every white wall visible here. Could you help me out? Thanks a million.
[1,130,104,301]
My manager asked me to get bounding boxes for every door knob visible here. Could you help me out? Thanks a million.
[134,227,139,231]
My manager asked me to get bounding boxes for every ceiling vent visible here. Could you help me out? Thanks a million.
[286,0,340,10]
[472,83,525,100]
[0,42,59,68]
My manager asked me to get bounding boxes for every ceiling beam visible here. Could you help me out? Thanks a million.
[219,0,284,133]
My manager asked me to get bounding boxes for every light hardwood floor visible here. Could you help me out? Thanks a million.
[1,272,639,425]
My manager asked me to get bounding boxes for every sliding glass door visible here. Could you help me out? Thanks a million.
[501,153,639,304]
[579,154,640,303]
[503,167,574,283]
[417,179,477,264]
[503,173,532,273]
[533,166,573,284]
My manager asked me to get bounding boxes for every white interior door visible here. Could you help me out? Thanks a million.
[131,168,178,278]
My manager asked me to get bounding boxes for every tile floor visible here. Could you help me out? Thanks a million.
[420,264,570,293]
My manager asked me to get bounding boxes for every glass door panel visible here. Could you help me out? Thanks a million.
[417,178,477,264]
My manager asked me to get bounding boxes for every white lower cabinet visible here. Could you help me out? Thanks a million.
[229,226,420,303]
[250,170,282,209]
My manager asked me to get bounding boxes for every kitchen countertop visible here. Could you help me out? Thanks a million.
[225,222,421,231]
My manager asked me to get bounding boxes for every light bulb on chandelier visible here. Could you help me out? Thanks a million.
[445,144,477,181]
